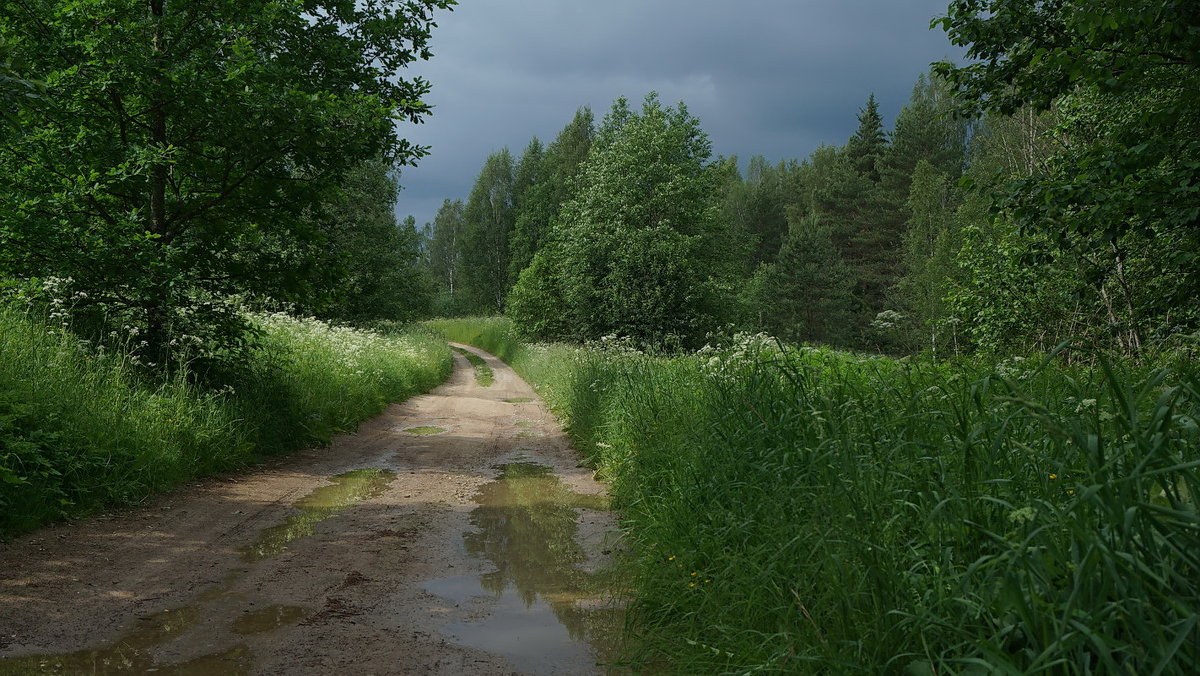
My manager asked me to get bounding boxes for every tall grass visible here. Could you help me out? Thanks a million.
[0,307,451,536]
[432,317,1200,674]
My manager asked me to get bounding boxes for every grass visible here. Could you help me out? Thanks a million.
[0,307,452,537]
[451,345,495,386]
[430,316,1200,675]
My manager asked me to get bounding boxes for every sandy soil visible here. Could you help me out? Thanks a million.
[0,344,619,675]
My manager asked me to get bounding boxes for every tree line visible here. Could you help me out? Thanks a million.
[419,1,1198,359]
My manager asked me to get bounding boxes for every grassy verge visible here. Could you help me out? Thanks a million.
[0,308,452,537]
[429,316,1200,674]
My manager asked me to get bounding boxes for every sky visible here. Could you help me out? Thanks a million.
[394,0,964,228]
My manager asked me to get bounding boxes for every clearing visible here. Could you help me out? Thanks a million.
[0,344,621,675]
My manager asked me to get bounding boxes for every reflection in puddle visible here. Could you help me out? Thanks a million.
[240,468,396,562]
[502,397,534,403]
[231,605,309,635]
[514,421,537,427]
[424,461,617,675]
[0,607,251,675]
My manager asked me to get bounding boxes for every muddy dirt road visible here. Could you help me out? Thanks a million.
[0,344,622,675]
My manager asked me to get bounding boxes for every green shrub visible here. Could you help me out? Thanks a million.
[0,307,451,537]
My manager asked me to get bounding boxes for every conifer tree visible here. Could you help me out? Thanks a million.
[757,213,858,346]
[845,94,887,182]
[880,73,970,207]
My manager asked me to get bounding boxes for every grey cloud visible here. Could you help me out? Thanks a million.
[395,1,962,226]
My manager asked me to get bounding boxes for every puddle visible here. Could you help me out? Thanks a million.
[405,426,446,435]
[240,468,396,562]
[231,605,309,635]
[0,607,251,675]
[502,397,534,403]
[514,421,537,428]
[423,461,617,675]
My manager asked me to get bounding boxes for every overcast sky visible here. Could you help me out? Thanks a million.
[395,1,964,227]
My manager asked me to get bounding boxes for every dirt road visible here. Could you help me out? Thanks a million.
[0,344,621,675]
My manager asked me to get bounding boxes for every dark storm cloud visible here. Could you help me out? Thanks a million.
[394,1,963,227]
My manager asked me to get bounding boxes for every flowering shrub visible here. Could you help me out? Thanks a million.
[0,306,451,535]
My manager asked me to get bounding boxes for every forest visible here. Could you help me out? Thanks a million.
[422,51,1198,360]
[1,0,1198,674]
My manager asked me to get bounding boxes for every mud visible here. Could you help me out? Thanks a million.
[0,344,622,675]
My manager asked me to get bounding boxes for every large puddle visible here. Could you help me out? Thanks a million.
[423,461,620,675]
[240,468,396,562]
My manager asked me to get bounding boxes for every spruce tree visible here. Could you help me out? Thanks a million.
[880,73,970,207]
[845,94,887,182]
[759,213,858,346]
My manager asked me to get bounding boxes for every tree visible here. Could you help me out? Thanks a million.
[754,213,858,347]
[894,160,962,356]
[508,107,594,283]
[425,198,467,313]
[510,94,731,346]
[0,0,454,368]
[460,149,515,312]
[880,73,970,204]
[720,155,792,268]
[302,160,431,323]
[935,0,1200,355]
[845,94,887,182]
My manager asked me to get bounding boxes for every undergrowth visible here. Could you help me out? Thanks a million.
[431,316,1200,675]
[0,307,451,537]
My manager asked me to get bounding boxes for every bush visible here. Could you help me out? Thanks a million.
[0,306,451,537]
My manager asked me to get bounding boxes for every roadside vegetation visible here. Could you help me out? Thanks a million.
[0,3,456,537]
[0,307,451,536]
[433,317,1200,673]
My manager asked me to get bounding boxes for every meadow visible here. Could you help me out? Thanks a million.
[429,316,1200,674]
[0,307,451,536]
